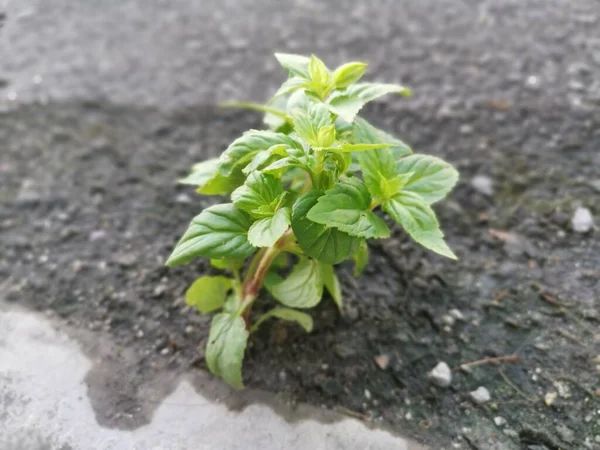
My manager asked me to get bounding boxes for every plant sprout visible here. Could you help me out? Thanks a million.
[166,53,459,388]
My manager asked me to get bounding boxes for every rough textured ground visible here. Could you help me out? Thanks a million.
[1,0,599,449]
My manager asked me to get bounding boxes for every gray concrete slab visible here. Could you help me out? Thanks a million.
[0,304,424,450]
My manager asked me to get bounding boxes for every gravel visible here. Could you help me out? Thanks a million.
[571,206,595,233]
[471,175,494,196]
[428,362,452,388]
[469,387,491,404]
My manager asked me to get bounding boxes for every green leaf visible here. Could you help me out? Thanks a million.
[291,102,333,146]
[185,276,232,313]
[317,124,336,147]
[206,313,248,389]
[166,203,255,266]
[327,83,411,123]
[219,130,297,176]
[223,293,241,314]
[354,118,414,199]
[231,172,284,217]
[251,307,313,333]
[323,142,392,153]
[378,172,414,199]
[307,55,333,97]
[306,178,390,239]
[210,258,244,271]
[179,158,245,195]
[274,53,311,78]
[242,149,272,175]
[352,240,369,277]
[242,144,296,175]
[395,154,459,204]
[291,190,360,264]
[333,62,368,89]
[353,117,412,159]
[248,207,291,247]
[267,258,324,308]
[383,191,456,259]
[320,263,342,311]
[261,156,308,177]
[273,76,307,98]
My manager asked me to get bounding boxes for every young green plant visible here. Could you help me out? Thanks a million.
[166,53,459,388]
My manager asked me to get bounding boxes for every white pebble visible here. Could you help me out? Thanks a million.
[471,175,494,196]
[469,386,491,404]
[449,309,465,321]
[428,362,452,387]
[572,207,595,233]
[494,416,507,427]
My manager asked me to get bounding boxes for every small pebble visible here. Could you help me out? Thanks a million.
[136,330,144,338]
[175,193,192,204]
[494,416,507,427]
[89,230,107,241]
[572,207,594,233]
[544,391,557,406]
[364,389,372,400]
[160,347,170,355]
[471,175,494,196]
[469,386,491,404]
[449,309,465,321]
[442,314,455,326]
[428,362,452,387]
[374,354,390,370]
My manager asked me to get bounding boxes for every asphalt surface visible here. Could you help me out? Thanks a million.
[2,0,599,110]
[1,1,599,449]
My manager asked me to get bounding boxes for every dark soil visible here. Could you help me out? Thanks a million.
[1,96,598,449]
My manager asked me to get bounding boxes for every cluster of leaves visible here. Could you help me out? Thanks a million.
[166,54,459,388]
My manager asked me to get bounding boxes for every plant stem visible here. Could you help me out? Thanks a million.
[238,231,294,326]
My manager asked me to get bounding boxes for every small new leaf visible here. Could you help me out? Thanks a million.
[206,313,248,389]
[291,101,333,146]
[307,178,390,239]
[231,172,284,217]
[273,77,308,98]
[383,191,456,259]
[166,203,255,266]
[267,258,324,308]
[328,83,411,123]
[274,53,311,79]
[333,62,368,89]
[185,276,232,313]
[251,307,313,333]
[317,124,336,147]
[219,130,298,176]
[308,55,331,88]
